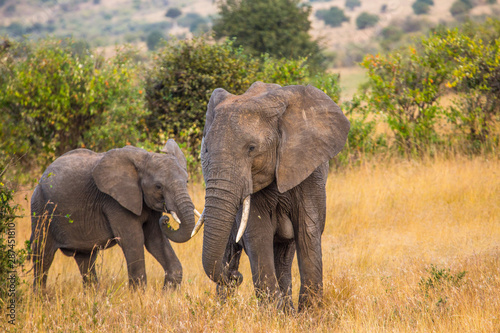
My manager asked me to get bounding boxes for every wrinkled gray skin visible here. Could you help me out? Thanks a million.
[200,82,350,312]
[30,139,195,290]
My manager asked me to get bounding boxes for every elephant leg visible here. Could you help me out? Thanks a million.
[32,235,57,291]
[274,239,295,312]
[108,214,147,288]
[74,250,99,287]
[216,221,244,300]
[143,217,182,289]
[293,176,327,311]
[244,196,280,304]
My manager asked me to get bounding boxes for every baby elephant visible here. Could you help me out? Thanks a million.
[30,140,198,290]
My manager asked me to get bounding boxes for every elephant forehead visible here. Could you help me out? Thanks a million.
[148,155,188,178]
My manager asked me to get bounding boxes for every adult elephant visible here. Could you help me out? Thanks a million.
[193,82,350,311]
[30,140,199,290]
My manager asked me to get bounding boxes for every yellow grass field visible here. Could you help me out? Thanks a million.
[3,156,500,332]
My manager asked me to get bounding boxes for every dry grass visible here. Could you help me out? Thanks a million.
[3,155,500,332]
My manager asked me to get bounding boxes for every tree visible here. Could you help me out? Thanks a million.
[165,7,182,19]
[146,30,165,51]
[316,7,349,27]
[345,0,361,10]
[412,1,430,15]
[450,0,472,17]
[356,12,379,29]
[212,0,323,70]
[144,36,340,163]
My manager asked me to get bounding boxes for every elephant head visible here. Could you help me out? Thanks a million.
[198,82,350,283]
[92,139,196,243]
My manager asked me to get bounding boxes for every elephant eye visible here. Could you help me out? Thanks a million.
[248,145,256,153]
[155,184,162,190]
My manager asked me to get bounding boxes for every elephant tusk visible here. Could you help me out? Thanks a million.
[235,195,251,243]
[194,209,202,218]
[191,209,205,237]
[171,211,181,225]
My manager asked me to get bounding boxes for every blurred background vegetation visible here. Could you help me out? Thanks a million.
[0,0,499,181]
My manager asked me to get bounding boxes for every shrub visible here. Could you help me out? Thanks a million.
[144,36,341,164]
[0,38,146,170]
[165,7,182,19]
[356,12,379,29]
[0,178,26,302]
[345,0,361,10]
[450,0,472,17]
[316,7,349,27]
[178,13,209,33]
[412,1,430,15]
[146,30,165,51]
[360,46,450,155]
[433,28,500,148]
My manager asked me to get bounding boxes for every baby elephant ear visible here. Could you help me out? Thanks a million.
[92,147,146,216]
[275,85,350,193]
[161,139,187,172]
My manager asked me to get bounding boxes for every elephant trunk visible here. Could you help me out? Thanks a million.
[160,185,196,244]
[202,178,244,284]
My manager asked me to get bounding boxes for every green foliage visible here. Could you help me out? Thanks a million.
[359,18,500,156]
[144,36,340,166]
[412,1,431,15]
[165,7,182,19]
[430,24,500,148]
[316,7,349,27]
[178,13,209,34]
[360,46,449,155]
[450,0,472,17]
[345,0,361,10]
[0,179,25,302]
[335,96,387,167]
[379,25,404,51]
[356,12,379,30]
[419,265,466,306]
[213,0,324,71]
[145,37,260,165]
[0,38,147,170]
[146,30,165,51]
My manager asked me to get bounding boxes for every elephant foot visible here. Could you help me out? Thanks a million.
[163,270,182,290]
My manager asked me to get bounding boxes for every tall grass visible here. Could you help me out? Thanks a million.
[3,156,499,332]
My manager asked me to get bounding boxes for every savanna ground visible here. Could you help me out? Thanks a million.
[2,154,499,332]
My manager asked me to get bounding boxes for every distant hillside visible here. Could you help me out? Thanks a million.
[1,0,498,57]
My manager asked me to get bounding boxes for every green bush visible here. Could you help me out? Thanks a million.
[146,30,166,51]
[178,13,209,33]
[0,38,146,170]
[144,36,341,165]
[345,0,361,10]
[316,7,349,27]
[0,178,25,302]
[412,1,430,15]
[432,28,500,148]
[356,12,379,30]
[450,0,472,17]
[360,46,450,155]
[165,7,182,19]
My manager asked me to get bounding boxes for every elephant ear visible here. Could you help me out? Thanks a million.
[204,88,233,136]
[161,139,187,172]
[92,147,146,216]
[274,85,350,193]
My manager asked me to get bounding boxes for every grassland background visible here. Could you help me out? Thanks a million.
[2,155,499,332]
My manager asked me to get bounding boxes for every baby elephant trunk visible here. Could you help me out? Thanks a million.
[159,189,196,243]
